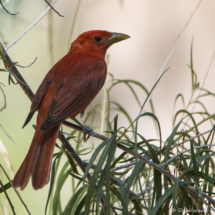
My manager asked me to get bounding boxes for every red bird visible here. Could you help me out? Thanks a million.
[12,30,130,190]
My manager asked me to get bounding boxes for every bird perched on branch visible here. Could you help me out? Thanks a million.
[12,30,130,190]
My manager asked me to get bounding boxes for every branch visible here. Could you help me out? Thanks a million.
[44,0,64,17]
[162,144,215,167]
[0,179,16,215]
[0,83,6,112]
[5,0,59,51]
[0,165,31,215]
[0,0,18,15]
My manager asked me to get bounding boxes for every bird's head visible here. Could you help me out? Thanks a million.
[69,30,130,58]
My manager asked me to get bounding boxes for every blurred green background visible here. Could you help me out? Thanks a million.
[1,0,215,214]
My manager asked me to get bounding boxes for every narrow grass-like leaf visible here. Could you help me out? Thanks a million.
[123,160,144,203]
[110,186,129,215]
[65,151,79,174]
[52,165,71,215]
[74,195,86,215]
[62,185,88,215]
[190,139,198,185]
[0,68,7,72]
[150,187,173,215]
[111,102,134,130]
[67,171,84,182]
[164,121,181,163]
[85,133,117,215]
[45,152,62,215]
[83,140,107,185]
[8,69,29,86]
[0,182,11,193]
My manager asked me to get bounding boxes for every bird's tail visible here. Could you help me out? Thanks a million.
[12,125,60,190]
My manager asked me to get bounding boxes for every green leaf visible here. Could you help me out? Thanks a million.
[62,185,88,215]
[8,69,29,86]
[65,151,79,174]
[52,163,71,215]
[45,152,62,215]
[85,133,117,215]
[0,68,7,72]
[83,140,107,185]
[110,186,129,215]
[150,187,173,215]
[0,182,11,193]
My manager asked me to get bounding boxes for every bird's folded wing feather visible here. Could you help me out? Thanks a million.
[40,59,106,131]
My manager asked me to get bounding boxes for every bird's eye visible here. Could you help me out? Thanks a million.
[94,36,102,42]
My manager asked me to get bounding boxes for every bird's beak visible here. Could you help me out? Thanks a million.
[106,32,130,45]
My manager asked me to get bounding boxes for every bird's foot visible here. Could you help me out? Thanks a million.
[73,118,93,142]
[82,126,93,142]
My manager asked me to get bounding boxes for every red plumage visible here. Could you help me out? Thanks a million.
[12,30,129,190]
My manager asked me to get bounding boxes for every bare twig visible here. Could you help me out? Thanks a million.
[0,125,16,144]
[0,179,16,215]
[110,161,136,172]
[0,165,31,215]
[162,144,215,167]
[170,127,215,150]
[44,0,64,17]
[5,0,59,51]
[156,0,202,79]
[0,83,6,112]
[67,0,82,46]
[0,0,18,15]
[111,206,136,215]
[15,57,38,68]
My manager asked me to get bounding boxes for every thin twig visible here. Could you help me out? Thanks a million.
[182,48,215,130]
[5,0,59,51]
[15,57,38,68]
[44,0,64,17]
[0,124,16,144]
[111,206,136,215]
[0,165,31,215]
[67,0,81,46]
[156,0,202,81]
[0,84,6,112]
[0,179,16,215]
[170,127,215,150]
[0,0,18,15]
[162,144,215,167]
[110,161,136,172]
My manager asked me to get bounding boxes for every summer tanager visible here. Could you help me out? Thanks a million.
[12,30,130,190]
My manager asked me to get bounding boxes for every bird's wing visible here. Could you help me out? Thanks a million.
[22,75,53,128]
[40,58,106,131]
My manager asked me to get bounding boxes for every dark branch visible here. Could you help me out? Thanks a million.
[0,0,18,15]
[0,165,31,215]
[0,179,16,215]
[16,57,38,68]
[44,0,64,17]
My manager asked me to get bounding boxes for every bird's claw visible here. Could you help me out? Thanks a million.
[83,126,93,142]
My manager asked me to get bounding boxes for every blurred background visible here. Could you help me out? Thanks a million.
[0,0,215,214]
